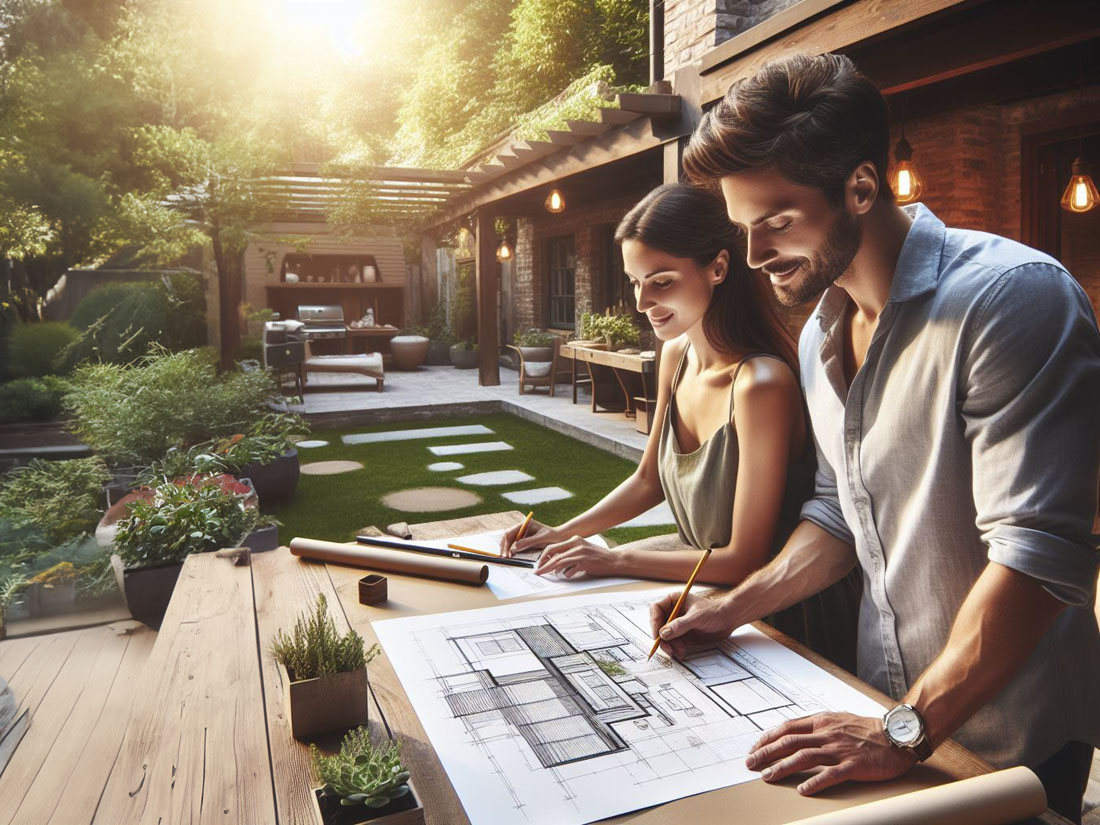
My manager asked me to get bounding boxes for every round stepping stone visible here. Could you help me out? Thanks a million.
[300,460,364,476]
[428,462,464,472]
[293,439,330,449]
[381,487,481,512]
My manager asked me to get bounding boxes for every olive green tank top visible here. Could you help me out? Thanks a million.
[657,348,814,551]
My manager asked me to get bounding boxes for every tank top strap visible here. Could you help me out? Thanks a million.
[670,344,691,394]
[728,352,785,418]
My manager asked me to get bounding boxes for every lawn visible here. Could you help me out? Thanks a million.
[268,412,672,547]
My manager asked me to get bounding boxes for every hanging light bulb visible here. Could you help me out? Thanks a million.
[545,188,566,213]
[1061,158,1099,213]
[496,238,513,262]
[890,130,923,205]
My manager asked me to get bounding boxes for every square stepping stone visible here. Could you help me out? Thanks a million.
[456,470,535,486]
[428,441,513,456]
[343,425,493,445]
[619,501,677,528]
[428,461,465,472]
[502,486,573,505]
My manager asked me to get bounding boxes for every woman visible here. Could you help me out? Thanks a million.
[501,183,858,665]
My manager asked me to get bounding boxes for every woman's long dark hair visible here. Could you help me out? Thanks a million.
[614,183,797,371]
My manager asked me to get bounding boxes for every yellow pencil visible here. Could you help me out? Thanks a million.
[515,511,535,541]
[647,547,712,661]
[447,543,499,557]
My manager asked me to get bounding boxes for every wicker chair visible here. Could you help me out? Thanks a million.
[508,344,557,396]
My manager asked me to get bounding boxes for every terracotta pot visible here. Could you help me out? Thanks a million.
[389,336,430,370]
[279,662,369,739]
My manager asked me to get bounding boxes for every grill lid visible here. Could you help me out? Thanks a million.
[297,304,346,324]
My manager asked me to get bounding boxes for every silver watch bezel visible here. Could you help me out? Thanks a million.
[883,703,925,748]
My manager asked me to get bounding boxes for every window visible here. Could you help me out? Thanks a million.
[547,236,576,329]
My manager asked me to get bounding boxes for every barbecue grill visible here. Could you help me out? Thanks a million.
[296,304,347,341]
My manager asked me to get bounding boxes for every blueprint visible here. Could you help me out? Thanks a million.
[373,589,886,825]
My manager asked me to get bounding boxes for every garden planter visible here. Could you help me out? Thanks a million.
[27,580,76,617]
[449,345,479,369]
[311,781,423,825]
[238,449,299,505]
[278,662,368,739]
[516,345,553,362]
[425,340,451,365]
[111,555,183,630]
[240,524,280,553]
[388,336,429,370]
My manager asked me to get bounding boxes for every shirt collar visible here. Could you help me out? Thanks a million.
[814,202,946,331]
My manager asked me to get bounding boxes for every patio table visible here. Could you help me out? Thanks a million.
[75,512,1071,825]
[559,344,656,416]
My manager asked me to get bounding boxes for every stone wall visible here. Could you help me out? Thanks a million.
[664,0,802,75]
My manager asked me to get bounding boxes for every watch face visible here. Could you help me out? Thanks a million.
[885,706,922,746]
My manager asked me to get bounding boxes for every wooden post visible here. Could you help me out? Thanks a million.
[474,210,500,386]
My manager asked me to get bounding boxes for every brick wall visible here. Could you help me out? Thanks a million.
[664,0,800,75]
[513,191,651,330]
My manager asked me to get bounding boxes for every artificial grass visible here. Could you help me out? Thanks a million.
[267,412,673,547]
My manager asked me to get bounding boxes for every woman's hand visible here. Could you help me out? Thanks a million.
[499,518,558,557]
[534,536,621,579]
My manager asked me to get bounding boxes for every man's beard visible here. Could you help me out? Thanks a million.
[770,210,861,307]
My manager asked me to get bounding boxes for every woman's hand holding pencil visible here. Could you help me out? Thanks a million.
[499,511,555,557]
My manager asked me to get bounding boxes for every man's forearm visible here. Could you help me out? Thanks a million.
[904,562,1066,750]
[720,520,858,626]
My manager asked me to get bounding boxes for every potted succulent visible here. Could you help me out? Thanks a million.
[310,727,422,825]
[272,594,380,739]
[111,475,268,628]
[448,339,479,369]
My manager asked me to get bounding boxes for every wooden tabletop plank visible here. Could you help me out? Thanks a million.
[92,554,276,825]
[252,547,359,825]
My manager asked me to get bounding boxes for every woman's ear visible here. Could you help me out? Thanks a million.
[710,249,730,285]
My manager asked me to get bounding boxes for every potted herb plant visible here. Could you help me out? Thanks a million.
[310,727,422,825]
[573,313,609,350]
[111,476,267,628]
[448,340,479,369]
[512,328,554,361]
[271,594,379,739]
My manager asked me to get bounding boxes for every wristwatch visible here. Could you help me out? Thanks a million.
[883,703,933,761]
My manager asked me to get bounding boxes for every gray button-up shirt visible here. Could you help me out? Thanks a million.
[799,203,1100,768]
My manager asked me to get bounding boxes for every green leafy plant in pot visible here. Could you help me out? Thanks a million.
[111,476,267,628]
[272,593,379,739]
[310,727,421,825]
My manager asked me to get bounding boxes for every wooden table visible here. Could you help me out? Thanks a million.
[559,344,656,418]
[345,327,398,354]
[39,512,1067,825]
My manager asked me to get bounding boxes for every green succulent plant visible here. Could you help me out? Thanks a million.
[311,727,411,808]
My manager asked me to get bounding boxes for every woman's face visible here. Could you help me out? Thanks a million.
[622,239,727,341]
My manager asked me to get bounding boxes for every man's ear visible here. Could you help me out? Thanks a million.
[710,249,730,285]
[846,161,880,215]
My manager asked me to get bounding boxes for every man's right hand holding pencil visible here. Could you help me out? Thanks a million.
[649,590,741,659]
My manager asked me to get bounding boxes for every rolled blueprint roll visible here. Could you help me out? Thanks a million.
[289,537,488,586]
[785,766,1046,825]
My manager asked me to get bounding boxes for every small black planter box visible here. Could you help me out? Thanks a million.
[239,449,300,505]
[311,783,423,825]
[115,558,183,630]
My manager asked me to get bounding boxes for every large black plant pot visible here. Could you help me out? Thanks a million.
[117,559,184,630]
[239,448,300,505]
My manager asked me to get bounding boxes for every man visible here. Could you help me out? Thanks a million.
[650,52,1100,821]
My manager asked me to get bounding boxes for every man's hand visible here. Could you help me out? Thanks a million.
[648,591,740,659]
[534,536,620,578]
[746,713,917,795]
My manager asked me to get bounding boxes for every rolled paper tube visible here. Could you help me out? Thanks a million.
[290,537,488,586]
[784,766,1046,825]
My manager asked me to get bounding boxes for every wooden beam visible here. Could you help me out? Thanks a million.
[286,162,469,184]
[425,117,676,228]
[698,0,978,104]
[616,93,681,116]
[565,119,614,136]
[599,107,639,125]
[474,210,500,386]
[699,0,847,74]
[545,129,585,146]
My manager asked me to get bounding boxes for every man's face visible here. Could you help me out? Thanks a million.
[720,167,861,307]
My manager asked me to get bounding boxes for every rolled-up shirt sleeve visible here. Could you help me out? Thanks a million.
[960,263,1100,605]
[800,429,855,546]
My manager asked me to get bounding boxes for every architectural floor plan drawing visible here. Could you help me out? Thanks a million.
[374,589,886,825]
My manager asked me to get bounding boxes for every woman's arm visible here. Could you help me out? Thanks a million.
[536,357,803,586]
[501,339,686,555]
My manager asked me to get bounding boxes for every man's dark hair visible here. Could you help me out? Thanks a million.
[683,53,893,205]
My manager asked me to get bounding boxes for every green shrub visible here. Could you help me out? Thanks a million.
[112,476,263,567]
[513,328,554,347]
[0,301,18,380]
[0,376,70,423]
[8,322,79,377]
[65,347,282,465]
[68,276,206,364]
[238,335,263,363]
[271,593,377,681]
[0,456,111,546]
[311,727,410,810]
